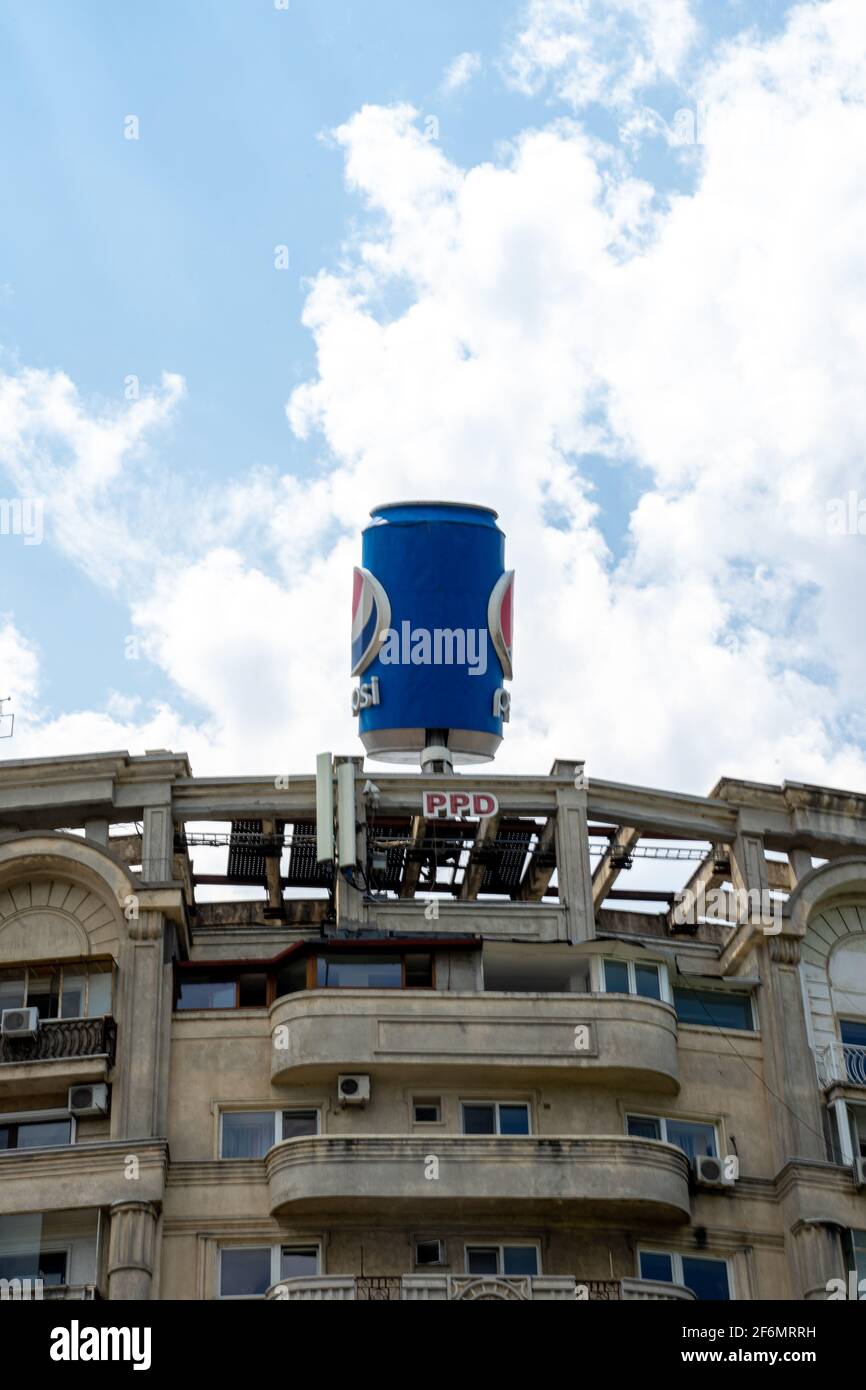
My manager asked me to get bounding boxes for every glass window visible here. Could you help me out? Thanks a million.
[27,970,60,1020]
[666,1119,717,1162]
[279,1247,318,1280]
[499,1104,531,1136]
[466,1247,499,1275]
[502,1246,539,1276]
[315,956,403,988]
[673,988,753,1031]
[852,1230,866,1283]
[221,1112,275,1159]
[603,960,629,994]
[60,974,86,1019]
[220,1247,272,1298]
[177,976,236,1010]
[639,1251,674,1283]
[841,1020,866,1046]
[462,1104,496,1136]
[634,963,662,1000]
[86,971,113,1017]
[0,1250,67,1286]
[415,1240,444,1266]
[414,1100,441,1124]
[238,973,267,1007]
[274,956,307,999]
[627,1116,662,1141]
[681,1256,730,1301]
[281,1110,318,1141]
[462,1102,530,1136]
[0,1119,73,1150]
[404,954,434,988]
[0,975,25,1012]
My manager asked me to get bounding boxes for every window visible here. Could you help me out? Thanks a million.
[220,1109,318,1158]
[638,1249,730,1301]
[219,1244,319,1297]
[415,1239,445,1267]
[413,1099,441,1124]
[848,1230,866,1284]
[0,1115,73,1150]
[673,988,754,1031]
[627,1114,718,1161]
[466,1245,540,1276]
[177,975,237,1011]
[0,964,113,1020]
[461,1102,531,1136]
[0,1250,67,1287]
[314,954,434,989]
[841,1020,866,1085]
[602,959,664,1001]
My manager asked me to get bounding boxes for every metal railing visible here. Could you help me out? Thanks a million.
[815,1041,866,1088]
[0,1016,117,1067]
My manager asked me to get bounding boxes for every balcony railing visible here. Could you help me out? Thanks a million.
[0,1016,117,1067]
[267,1275,696,1301]
[815,1041,866,1088]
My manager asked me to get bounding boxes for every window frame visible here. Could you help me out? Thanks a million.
[600,958,669,1002]
[310,953,435,991]
[637,1246,732,1300]
[0,1244,71,1287]
[0,962,114,1021]
[218,1242,321,1298]
[459,1100,532,1136]
[0,1108,77,1151]
[626,1112,719,1160]
[413,1238,447,1268]
[412,1097,443,1126]
[672,986,756,1033]
[218,1107,320,1159]
[464,1242,542,1277]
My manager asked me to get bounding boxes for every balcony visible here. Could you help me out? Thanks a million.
[0,1017,117,1097]
[815,1042,866,1089]
[42,1284,100,1301]
[266,1134,691,1222]
[270,991,679,1092]
[266,1275,695,1301]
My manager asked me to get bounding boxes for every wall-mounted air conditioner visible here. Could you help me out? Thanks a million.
[337,1074,370,1106]
[1,1007,38,1037]
[693,1154,735,1190]
[68,1083,109,1117]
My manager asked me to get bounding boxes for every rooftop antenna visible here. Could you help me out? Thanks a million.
[0,699,13,739]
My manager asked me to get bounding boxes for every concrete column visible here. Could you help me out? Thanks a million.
[84,818,109,846]
[142,805,174,883]
[789,1219,846,1300]
[115,912,169,1140]
[107,1200,159,1300]
[755,936,826,1167]
[551,761,594,944]
[730,831,770,922]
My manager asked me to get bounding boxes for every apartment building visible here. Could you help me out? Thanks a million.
[0,748,864,1302]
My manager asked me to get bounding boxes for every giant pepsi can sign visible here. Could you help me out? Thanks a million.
[351,501,513,763]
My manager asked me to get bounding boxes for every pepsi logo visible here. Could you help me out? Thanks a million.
[351,567,391,677]
[487,570,514,680]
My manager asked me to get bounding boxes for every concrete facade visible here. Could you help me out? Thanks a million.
[0,750,864,1301]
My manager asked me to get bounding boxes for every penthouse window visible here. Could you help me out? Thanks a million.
[0,962,113,1020]
[626,1114,718,1162]
[315,953,433,989]
[601,959,665,1001]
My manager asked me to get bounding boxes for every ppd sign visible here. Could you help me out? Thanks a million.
[423,790,499,819]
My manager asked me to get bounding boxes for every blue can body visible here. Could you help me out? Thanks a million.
[352,501,512,763]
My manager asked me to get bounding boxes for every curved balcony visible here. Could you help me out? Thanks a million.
[265,1134,691,1223]
[270,991,679,1092]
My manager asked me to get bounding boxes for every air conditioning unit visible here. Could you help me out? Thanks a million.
[854,1157,866,1189]
[1,1007,38,1038]
[68,1083,109,1117]
[693,1154,734,1190]
[337,1074,370,1107]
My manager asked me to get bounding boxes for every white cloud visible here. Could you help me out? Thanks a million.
[505,0,699,108]
[3,0,866,802]
[442,51,482,93]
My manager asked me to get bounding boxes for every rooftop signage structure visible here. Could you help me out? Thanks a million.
[351,501,514,771]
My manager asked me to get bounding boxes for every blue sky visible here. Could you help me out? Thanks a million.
[1,0,865,792]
